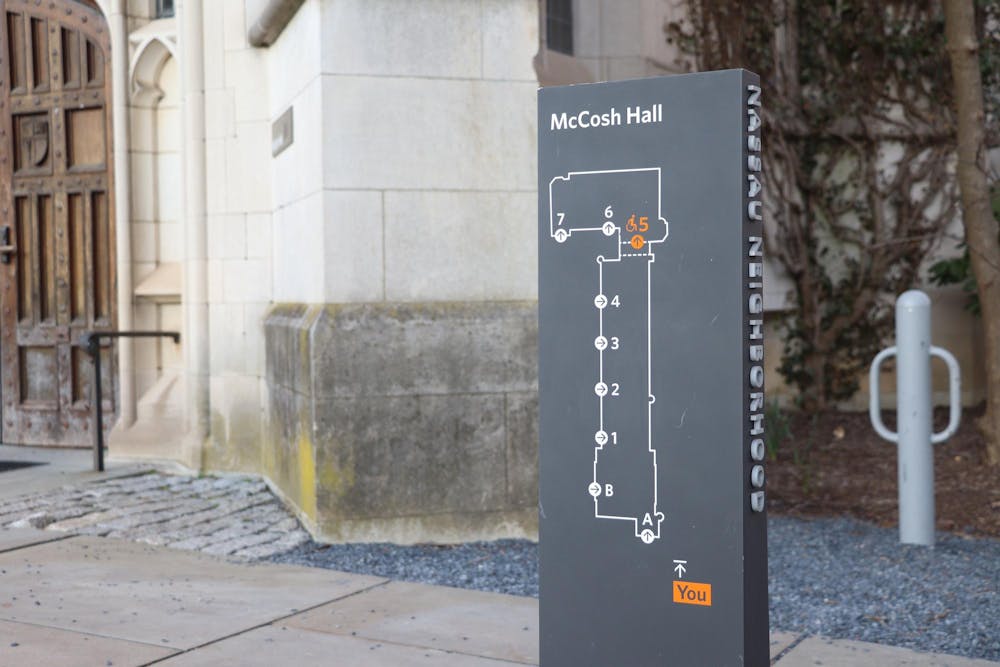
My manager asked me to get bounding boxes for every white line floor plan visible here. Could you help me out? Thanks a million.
[549,168,669,544]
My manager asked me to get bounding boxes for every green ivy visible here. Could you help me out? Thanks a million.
[671,0,999,409]
[928,188,1000,316]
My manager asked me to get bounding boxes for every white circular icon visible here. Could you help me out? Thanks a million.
[595,430,608,445]
[554,229,568,243]
[594,382,608,397]
[594,294,608,309]
[588,482,602,498]
[640,529,656,544]
[594,336,608,351]
[602,221,616,236]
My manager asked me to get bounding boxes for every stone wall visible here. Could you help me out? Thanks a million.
[254,0,540,543]
[265,302,538,543]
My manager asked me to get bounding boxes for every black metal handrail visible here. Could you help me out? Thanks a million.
[78,330,181,472]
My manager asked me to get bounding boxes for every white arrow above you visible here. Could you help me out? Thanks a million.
[673,560,687,578]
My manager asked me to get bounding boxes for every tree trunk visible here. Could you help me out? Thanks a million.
[802,350,827,412]
[943,0,1000,464]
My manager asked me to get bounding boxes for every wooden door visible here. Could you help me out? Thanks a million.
[0,0,115,446]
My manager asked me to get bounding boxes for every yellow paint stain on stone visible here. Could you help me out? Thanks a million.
[318,457,355,499]
[297,432,317,521]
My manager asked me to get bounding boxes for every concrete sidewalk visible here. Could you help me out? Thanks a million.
[0,528,995,666]
[0,445,153,502]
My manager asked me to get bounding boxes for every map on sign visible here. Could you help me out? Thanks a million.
[549,168,669,544]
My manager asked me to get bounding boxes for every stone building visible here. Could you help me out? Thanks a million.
[0,0,986,543]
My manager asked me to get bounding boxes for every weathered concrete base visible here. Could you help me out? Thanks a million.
[264,302,539,544]
[314,508,539,545]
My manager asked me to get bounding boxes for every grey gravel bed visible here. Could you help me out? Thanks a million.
[271,538,539,597]
[769,516,1000,661]
[269,515,1000,661]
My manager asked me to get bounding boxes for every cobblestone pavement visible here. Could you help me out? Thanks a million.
[0,471,311,559]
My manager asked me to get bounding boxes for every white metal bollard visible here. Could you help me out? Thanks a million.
[869,290,961,546]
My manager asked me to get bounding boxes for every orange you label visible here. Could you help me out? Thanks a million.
[673,581,712,607]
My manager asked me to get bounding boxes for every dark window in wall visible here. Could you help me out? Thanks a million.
[546,0,573,55]
[156,0,175,19]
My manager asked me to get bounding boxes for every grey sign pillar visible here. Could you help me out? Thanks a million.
[538,70,768,666]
